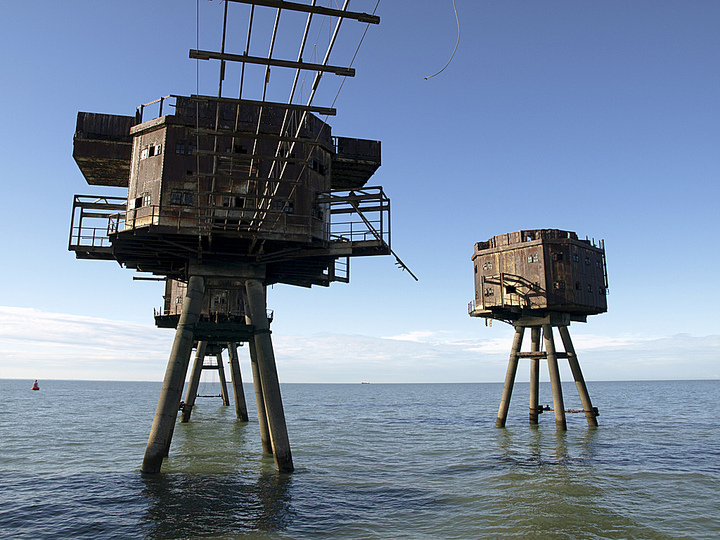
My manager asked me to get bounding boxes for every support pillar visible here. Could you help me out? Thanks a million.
[142,275,205,473]
[227,342,249,421]
[528,327,541,425]
[249,334,272,454]
[543,324,567,430]
[558,326,598,427]
[496,325,525,428]
[216,353,230,406]
[181,341,207,423]
[245,279,293,472]
[242,289,272,454]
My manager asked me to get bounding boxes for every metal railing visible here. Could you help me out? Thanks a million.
[321,187,390,246]
[68,195,126,251]
[69,187,391,254]
[136,95,174,123]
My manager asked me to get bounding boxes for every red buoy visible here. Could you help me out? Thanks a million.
[31,380,39,391]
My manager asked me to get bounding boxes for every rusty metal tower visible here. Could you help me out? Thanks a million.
[69,1,411,473]
[469,229,608,429]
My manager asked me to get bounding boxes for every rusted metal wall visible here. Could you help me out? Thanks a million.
[73,112,136,187]
[163,279,245,319]
[125,98,334,241]
[472,229,607,319]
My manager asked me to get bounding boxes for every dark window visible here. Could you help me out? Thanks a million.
[310,158,327,175]
[222,196,244,208]
[172,191,194,206]
[575,282,582,291]
[271,199,294,213]
[587,284,593,293]
[505,285,517,294]
[175,142,195,155]
[552,252,564,262]
[554,281,566,290]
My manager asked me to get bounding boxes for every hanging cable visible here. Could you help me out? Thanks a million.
[424,0,460,80]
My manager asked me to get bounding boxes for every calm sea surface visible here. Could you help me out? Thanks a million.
[0,379,718,539]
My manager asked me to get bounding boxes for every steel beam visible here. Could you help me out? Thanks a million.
[226,0,380,24]
[142,275,205,473]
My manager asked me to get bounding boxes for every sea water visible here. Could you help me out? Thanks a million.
[0,379,718,539]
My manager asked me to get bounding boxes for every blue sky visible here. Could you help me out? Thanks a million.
[1,1,718,382]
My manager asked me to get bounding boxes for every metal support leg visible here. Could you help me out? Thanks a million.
[227,342,249,421]
[496,325,525,428]
[242,290,271,454]
[245,279,294,472]
[250,337,272,453]
[217,353,230,406]
[543,325,567,430]
[142,275,205,473]
[558,326,598,427]
[181,341,207,423]
[529,327,541,425]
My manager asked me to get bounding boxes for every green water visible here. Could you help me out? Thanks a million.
[1,379,718,539]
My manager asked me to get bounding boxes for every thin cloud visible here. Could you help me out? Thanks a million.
[1,307,718,383]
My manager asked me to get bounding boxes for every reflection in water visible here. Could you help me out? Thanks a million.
[496,425,598,468]
[140,472,293,539]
